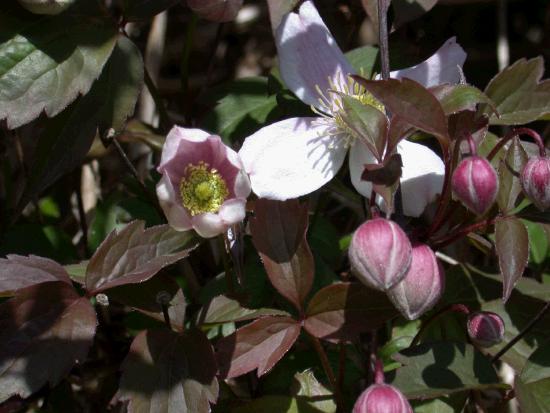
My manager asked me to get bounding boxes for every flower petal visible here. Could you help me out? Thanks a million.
[239,117,347,200]
[390,37,467,88]
[191,213,226,238]
[398,140,445,217]
[219,198,247,225]
[156,175,193,231]
[349,140,445,217]
[275,0,354,108]
[159,126,210,171]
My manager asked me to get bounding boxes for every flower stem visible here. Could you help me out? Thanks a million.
[431,218,497,249]
[487,127,547,161]
[377,0,390,80]
[308,334,344,412]
[492,301,550,363]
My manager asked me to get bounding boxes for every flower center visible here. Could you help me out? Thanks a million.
[180,163,229,216]
[313,74,385,148]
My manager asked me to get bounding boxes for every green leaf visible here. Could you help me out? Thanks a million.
[85,220,198,293]
[431,84,496,116]
[485,57,550,125]
[523,221,550,265]
[516,346,550,413]
[0,281,97,403]
[388,342,507,399]
[118,329,218,413]
[495,216,530,301]
[292,370,337,413]
[0,8,118,128]
[18,36,143,212]
[497,138,528,213]
[201,77,281,143]
[340,96,388,159]
[197,295,288,325]
[345,46,379,78]
[411,393,468,413]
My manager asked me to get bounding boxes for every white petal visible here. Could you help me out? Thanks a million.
[349,140,377,198]
[390,37,467,87]
[398,140,445,217]
[349,140,445,217]
[239,117,347,200]
[156,175,193,231]
[275,0,354,108]
[191,213,226,238]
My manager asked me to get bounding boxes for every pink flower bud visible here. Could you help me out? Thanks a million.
[349,218,412,291]
[187,0,243,22]
[520,156,550,211]
[452,156,498,215]
[353,384,413,413]
[388,243,445,320]
[467,311,505,348]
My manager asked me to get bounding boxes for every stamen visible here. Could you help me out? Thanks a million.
[180,162,229,216]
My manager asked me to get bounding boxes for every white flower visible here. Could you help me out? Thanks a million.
[239,0,466,216]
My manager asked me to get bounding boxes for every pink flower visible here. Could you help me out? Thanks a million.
[156,127,251,238]
[239,0,467,217]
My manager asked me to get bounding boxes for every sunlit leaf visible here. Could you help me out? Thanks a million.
[516,346,550,413]
[197,295,289,325]
[497,138,528,213]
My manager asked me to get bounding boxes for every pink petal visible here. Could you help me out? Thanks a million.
[156,175,193,231]
[191,213,226,238]
[219,198,247,225]
[390,37,467,87]
[275,0,354,109]
[159,126,210,171]
[239,117,347,200]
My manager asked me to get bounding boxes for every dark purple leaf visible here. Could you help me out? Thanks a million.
[387,115,414,154]
[0,281,96,402]
[495,217,529,301]
[352,76,449,148]
[85,220,198,293]
[197,295,289,325]
[484,57,550,125]
[107,274,187,331]
[118,329,218,413]
[216,316,300,379]
[0,255,71,295]
[304,282,397,343]
[497,138,528,213]
[392,0,438,28]
[250,199,314,311]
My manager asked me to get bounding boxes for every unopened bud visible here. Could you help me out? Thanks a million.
[353,384,413,413]
[187,0,243,22]
[349,218,412,291]
[452,156,498,215]
[467,311,505,348]
[388,244,445,320]
[520,156,550,211]
[17,0,75,15]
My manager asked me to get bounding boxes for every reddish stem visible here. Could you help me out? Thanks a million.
[487,127,547,161]
[466,134,477,156]
[431,218,498,249]
[374,359,385,385]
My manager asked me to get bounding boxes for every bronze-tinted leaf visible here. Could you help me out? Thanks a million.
[0,255,71,296]
[250,199,314,311]
[85,220,198,293]
[0,281,97,402]
[497,138,528,213]
[118,329,218,413]
[304,282,397,343]
[431,84,497,116]
[197,295,289,325]
[495,217,529,301]
[216,316,300,378]
[352,76,449,148]
[485,57,550,125]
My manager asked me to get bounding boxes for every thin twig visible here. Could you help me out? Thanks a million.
[492,301,550,362]
[431,218,498,249]
[377,0,390,81]
[308,334,345,412]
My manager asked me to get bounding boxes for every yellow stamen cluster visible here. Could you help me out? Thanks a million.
[180,162,229,216]
[312,74,385,148]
